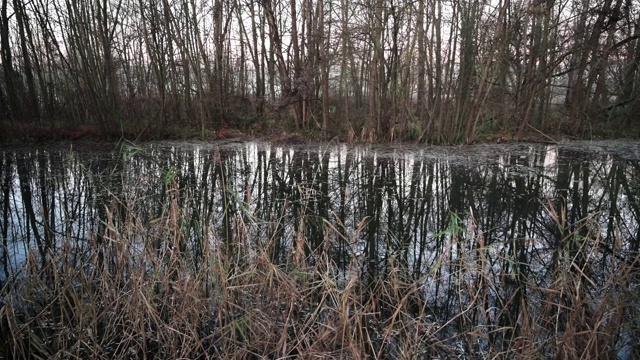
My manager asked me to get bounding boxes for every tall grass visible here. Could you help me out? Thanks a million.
[1,185,639,359]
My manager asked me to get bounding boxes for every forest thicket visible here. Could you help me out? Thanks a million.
[1,0,639,143]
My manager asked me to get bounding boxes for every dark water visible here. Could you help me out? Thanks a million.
[2,140,640,273]
[2,140,640,334]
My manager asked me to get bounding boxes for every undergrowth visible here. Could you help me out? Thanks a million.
[1,183,639,359]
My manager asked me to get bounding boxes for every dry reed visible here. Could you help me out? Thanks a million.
[1,190,639,359]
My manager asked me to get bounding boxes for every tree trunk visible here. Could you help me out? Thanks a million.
[14,0,40,123]
[1,0,23,124]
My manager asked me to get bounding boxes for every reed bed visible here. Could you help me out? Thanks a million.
[1,186,639,359]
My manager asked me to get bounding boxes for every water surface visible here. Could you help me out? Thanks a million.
[2,140,640,353]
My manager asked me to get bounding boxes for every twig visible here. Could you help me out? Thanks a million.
[528,123,558,143]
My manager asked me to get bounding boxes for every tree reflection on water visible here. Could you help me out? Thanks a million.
[1,140,639,358]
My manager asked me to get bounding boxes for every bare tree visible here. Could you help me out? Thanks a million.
[1,0,638,142]
[1,0,22,124]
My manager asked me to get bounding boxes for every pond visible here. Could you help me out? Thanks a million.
[1,139,640,359]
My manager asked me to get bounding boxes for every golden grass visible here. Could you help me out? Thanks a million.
[1,192,639,359]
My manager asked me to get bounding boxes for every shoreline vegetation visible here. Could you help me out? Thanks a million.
[1,187,638,359]
[1,118,636,146]
[1,141,639,359]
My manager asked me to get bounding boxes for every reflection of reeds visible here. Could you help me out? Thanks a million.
[1,194,639,359]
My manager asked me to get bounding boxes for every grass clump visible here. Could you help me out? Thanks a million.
[0,191,441,359]
[1,190,639,359]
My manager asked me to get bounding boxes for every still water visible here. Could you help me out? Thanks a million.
[3,140,639,272]
[1,139,640,354]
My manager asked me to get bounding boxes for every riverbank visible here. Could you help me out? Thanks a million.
[0,120,633,146]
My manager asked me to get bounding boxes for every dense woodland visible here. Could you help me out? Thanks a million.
[0,0,639,143]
